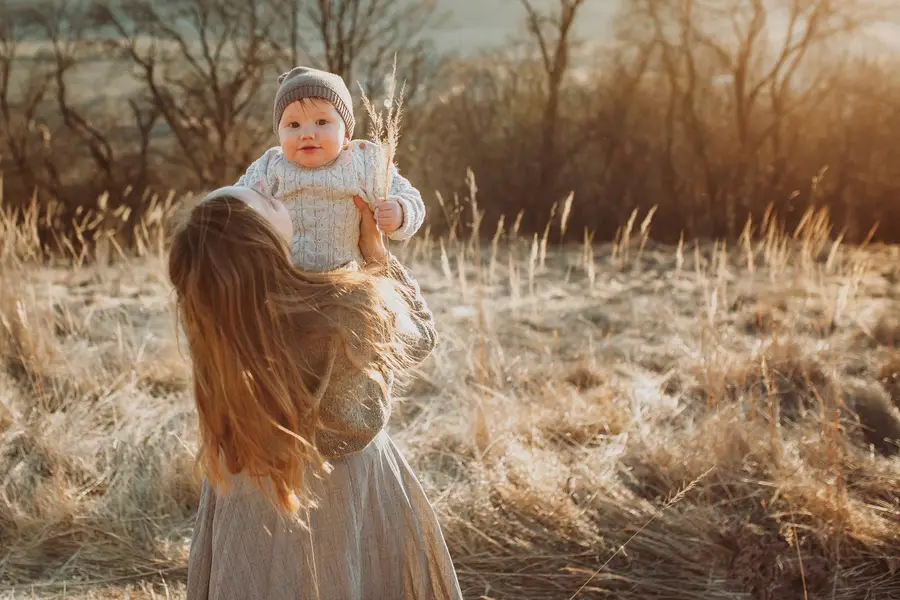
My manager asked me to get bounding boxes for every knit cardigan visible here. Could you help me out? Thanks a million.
[236,140,426,272]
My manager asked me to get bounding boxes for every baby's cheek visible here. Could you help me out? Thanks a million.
[278,132,297,151]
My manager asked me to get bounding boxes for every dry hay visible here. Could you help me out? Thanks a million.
[1,190,900,599]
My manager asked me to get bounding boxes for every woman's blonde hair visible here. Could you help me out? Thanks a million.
[168,194,410,515]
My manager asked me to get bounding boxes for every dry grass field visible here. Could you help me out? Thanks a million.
[1,182,900,599]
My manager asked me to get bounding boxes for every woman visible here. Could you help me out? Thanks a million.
[170,185,463,599]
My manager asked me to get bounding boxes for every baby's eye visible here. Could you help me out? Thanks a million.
[288,121,300,128]
[316,119,329,126]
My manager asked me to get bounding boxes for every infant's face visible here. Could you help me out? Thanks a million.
[278,99,349,168]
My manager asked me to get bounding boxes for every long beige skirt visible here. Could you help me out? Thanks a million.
[186,430,463,600]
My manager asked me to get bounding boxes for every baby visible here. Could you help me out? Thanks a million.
[235,66,426,272]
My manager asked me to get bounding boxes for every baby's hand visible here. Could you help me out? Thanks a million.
[375,197,404,233]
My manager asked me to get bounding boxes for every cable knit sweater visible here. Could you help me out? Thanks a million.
[300,257,437,459]
[236,140,426,272]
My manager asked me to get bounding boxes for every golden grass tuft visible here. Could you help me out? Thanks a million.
[358,56,405,205]
[692,339,832,422]
[1,174,900,599]
[564,363,604,391]
[873,311,900,347]
[878,351,900,409]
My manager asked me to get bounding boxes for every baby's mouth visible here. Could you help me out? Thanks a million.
[300,145,320,151]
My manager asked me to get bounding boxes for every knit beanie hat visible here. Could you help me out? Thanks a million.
[273,66,355,137]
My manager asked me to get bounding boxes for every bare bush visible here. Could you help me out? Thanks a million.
[268,0,441,101]
[411,0,900,243]
[90,0,278,186]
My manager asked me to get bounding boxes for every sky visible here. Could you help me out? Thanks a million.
[432,0,900,56]
[8,0,894,59]
[423,0,623,53]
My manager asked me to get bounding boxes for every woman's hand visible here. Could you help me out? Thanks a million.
[353,195,388,265]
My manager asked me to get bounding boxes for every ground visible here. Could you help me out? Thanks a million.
[1,204,900,599]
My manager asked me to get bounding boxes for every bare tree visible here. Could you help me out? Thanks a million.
[0,0,137,205]
[618,0,895,236]
[22,1,120,196]
[816,56,900,241]
[0,2,53,198]
[266,0,441,103]
[92,0,278,186]
[126,97,162,193]
[688,0,885,189]
[518,0,585,206]
[583,35,658,219]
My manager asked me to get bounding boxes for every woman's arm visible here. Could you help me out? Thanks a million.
[354,194,388,266]
[306,198,438,459]
[353,195,437,365]
[382,256,438,366]
[312,326,392,459]
[312,271,436,459]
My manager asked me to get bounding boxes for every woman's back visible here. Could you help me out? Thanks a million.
[170,190,460,599]
[185,259,460,600]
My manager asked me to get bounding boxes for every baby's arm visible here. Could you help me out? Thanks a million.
[352,140,426,241]
[385,165,426,242]
[234,148,277,193]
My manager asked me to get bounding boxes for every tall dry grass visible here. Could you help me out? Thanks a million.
[1,170,900,599]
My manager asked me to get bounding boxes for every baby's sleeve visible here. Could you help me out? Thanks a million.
[351,140,426,241]
[386,165,426,241]
[234,148,276,193]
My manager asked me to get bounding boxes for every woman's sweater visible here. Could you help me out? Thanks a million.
[299,258,437,458]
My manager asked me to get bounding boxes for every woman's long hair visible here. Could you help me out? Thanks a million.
[168,195,410,515]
